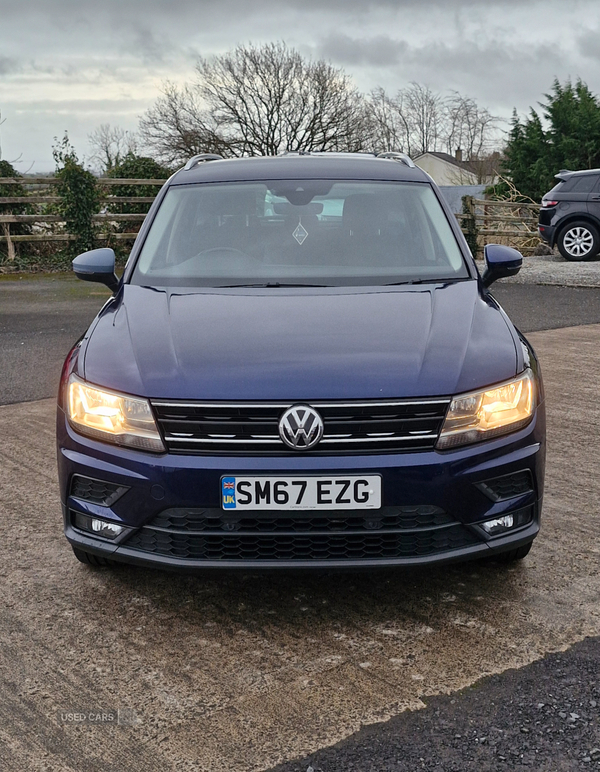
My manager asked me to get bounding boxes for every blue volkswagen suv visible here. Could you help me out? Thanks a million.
[57,152,545,570]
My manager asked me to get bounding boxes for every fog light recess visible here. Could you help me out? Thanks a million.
[73,512,125,540]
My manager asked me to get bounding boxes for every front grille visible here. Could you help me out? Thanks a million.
[477,470,533,502]
[123,505,480,562]
[70,475,129,507]
[150,398,451,455]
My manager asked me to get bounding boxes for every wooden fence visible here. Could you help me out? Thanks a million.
[456,197,541,255]
[0,180,541,260]
[0,177,166,261]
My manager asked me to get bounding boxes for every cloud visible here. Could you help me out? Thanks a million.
[578,29,600,60]
[0,0,596,171]
[128,26,173,66]
[316,30,571,118]
[0,56,20,75]
[319,34,407,67]
[0,0,559,15]
[13,98,150,116]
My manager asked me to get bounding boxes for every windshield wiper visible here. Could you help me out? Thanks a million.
[216,282,328,288]
[385,278,462,286]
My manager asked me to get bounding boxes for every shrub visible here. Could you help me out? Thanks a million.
[53,134,100,256]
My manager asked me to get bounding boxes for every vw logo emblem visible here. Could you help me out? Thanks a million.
[278,404,324,450]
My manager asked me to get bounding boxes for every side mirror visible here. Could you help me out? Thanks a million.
[481,244,523,288]
[73,248,119,292]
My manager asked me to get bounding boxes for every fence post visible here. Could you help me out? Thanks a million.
[1,222,15,262]
[461,195,479,259]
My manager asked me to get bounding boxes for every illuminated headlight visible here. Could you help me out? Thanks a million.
[67,374,165,452]
[437,370,535,450]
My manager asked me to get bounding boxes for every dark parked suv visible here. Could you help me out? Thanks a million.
[57,151,545,571]
[539,168,600,260]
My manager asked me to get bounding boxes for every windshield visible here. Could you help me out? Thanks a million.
[132,180,469,287]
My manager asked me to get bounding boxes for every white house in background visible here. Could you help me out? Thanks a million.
[413,150,480,186]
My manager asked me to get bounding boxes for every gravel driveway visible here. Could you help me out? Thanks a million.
[499,251,600,288]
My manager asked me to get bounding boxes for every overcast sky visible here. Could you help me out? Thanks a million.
[1,0,598,172]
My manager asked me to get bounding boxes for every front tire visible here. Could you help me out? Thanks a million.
[557,220,600,261]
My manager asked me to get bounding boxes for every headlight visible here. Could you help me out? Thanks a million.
[67,374,165,453]
[437,369,535,450]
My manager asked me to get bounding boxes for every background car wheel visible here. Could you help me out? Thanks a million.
[72,546,114,567]
[557,221,600,261]
[495,541,533,563]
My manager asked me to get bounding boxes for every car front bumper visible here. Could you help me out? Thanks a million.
[58,405,545,570]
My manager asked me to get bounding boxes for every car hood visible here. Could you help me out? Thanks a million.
[81,282,521,400]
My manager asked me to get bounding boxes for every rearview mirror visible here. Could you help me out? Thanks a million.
[73,248,119,292]
[481,244,523,288]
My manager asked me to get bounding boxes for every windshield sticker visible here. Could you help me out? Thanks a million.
[292,222,308,245]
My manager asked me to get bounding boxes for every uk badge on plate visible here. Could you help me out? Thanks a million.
[222,477,236,509]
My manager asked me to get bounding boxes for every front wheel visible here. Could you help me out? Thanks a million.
[557,221,600,261]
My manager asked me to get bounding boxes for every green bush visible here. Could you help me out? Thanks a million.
[502,79,600,201]
[107,154,171,214]
[100,153,171,260]
[53,134,100,256]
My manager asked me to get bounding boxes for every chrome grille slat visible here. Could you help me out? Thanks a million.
[319,435,438,444]
[150,402,450,410]
[151,397,450,455]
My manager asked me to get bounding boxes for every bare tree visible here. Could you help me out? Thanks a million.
[197,43,366,156]
[399,83,446,156]
[365,87,408,153]
[444,92,502,160]
[88,124,138,173]
[365,84,445,156]
[139,44,502,168]
[139,81,227,166]
[366,85,502,165]
[139,43,366,162]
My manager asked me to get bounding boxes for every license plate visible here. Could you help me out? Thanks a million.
[221,475,381,511]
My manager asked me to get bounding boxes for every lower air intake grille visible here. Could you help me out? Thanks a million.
[124,506,480,562]
[125,528,479,561]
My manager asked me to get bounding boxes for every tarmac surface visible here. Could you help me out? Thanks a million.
[270,638,600,771]
[0,272,599,771]
[2,273,600,406]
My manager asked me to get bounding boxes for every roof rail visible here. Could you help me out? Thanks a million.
[377,152,416,168]
[184,153,223,171]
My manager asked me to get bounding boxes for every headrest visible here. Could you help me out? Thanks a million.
[342,194,384,235]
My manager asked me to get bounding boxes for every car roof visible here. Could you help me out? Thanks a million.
[169,153,431,185]
[556,168,600,180]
